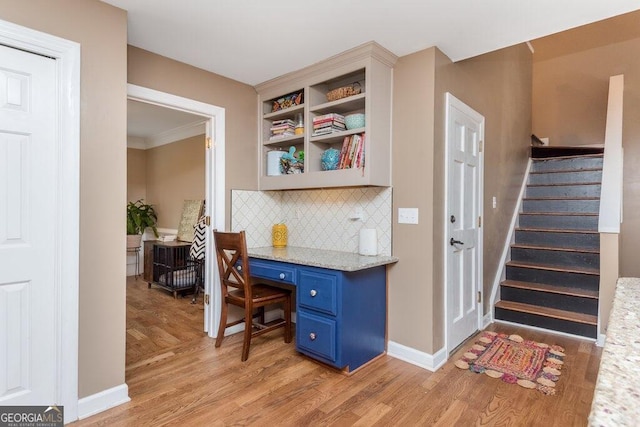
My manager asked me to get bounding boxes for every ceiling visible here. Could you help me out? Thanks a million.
[127,99,205,147]
[104,0,639,86]
[118,1,640,146]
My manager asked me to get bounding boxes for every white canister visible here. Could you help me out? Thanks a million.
[267,150,285,176]
[359,228,377,256]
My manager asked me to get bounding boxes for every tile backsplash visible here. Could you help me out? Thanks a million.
[231,187,392,256]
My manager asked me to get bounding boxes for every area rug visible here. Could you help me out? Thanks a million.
[454,331,565,395]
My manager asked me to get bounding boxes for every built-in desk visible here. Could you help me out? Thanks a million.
[246,246,398,373]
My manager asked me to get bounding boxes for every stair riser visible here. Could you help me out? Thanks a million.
[519,214,598,231]
[511,247,599,270]
[522,199,600,213]
[516,230,600,249]
[500,286,598,316]
[529,170,602,185]
[495,307,597,338]
[515,230,599,250]
[531,157,603,172]
[506,265,599,291]
[526,184,601,198]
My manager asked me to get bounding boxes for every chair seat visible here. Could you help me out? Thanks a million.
[228,284,289,304]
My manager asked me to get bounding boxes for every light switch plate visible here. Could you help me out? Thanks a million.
[398,208,419,224]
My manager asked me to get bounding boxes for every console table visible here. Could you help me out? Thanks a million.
[246,246,398,373]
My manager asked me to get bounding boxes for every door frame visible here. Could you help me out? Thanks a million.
[443,92,485,355]
[0,19,81,422]
[126,84,226,337]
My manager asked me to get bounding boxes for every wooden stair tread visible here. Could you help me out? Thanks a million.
[530,167,602,175]
[500,280,599,299]
[506,260,599,275]
[495,300,597,325]
[532,152,604,161]
[511,243,599,254]
[516,227,598,234]
[527,182,601,187]
[519,211,598,216]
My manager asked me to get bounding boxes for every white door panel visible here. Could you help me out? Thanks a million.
[446,93,484,353]
[0,44,57,405]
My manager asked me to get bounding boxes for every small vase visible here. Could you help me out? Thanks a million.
[272,223,288,248]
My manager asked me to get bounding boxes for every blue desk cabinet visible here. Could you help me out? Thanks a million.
[248,257,386,373]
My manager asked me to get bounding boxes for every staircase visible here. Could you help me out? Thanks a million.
[494,147,604,339]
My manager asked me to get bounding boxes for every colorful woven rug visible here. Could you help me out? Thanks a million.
[454,331,565,395]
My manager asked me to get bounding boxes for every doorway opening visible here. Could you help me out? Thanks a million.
[126,84,225,357]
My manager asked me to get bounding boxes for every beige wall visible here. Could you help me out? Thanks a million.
[532,25,640,277]
[127,46,259,229]
[127,147,147,203]
[145,135,206,228]
[390,44,532,354]
[0,0,128,398]
[390,48,438,352]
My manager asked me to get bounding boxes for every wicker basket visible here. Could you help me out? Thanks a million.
[326,82,361,102]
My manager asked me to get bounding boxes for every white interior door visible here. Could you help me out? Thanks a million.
[445,93,484,353]
[0,44,57,405]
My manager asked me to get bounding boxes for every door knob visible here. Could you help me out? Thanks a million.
[450,238,464,246]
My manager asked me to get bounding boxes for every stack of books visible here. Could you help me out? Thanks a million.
[270,119,295,140]
[312,113,345,136]
[338,133,365,169]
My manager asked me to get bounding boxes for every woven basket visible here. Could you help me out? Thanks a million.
[326,82,361,102]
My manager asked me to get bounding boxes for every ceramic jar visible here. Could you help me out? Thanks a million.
[321,147,340,170]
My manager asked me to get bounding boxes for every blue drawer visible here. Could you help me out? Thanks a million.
[297,311,337,362]
[298,270,337,315]
[244,259,296,285]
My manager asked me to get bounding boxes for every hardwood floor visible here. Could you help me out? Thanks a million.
[72,276,602,426]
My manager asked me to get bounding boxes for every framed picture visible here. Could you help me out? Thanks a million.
[177,199,205,242]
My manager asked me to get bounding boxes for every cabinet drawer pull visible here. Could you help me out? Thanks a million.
[279,272,286,280]
[310,289,317,297]
[309,332,317,341]
[236,265,242,271]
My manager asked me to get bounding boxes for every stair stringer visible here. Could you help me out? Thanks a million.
[487,158,532,325]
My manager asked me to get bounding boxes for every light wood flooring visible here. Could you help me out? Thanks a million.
[72,276,603,426]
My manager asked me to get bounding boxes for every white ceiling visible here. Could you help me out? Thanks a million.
[127,99,206,148]
[105,0,639,86]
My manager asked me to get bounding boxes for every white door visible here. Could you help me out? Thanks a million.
[445,93,484,353]
[0,45,57,405]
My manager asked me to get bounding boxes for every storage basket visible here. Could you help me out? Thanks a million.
[326,82,361,102]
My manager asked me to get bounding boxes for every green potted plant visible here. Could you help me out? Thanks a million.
[126,199,159,248]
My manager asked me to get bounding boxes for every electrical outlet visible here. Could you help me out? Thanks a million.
[398,208,419,224]
[492,196,497,209]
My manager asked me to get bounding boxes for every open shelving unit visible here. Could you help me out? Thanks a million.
[255,42,397,190]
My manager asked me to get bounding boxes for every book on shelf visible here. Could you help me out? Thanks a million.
[337,133,365,169]
[157,234,177,242]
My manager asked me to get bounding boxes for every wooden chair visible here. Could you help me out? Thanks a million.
[213,230,292,361]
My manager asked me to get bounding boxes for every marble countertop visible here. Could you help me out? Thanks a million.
[247,246,399,272]
[589,277,640,426]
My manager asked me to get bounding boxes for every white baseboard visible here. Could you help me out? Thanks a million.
[596,333,606,347]
[387,341,447,372]
[77,383,130,420]
[482,312,492,329]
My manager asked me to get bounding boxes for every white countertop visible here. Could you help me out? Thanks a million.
[589,277,640,426]
[247,246,398,272]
